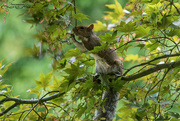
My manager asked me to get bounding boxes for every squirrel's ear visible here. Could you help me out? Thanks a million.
[88,24,94,30]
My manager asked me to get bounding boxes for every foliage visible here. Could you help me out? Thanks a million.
[1,0,180,121]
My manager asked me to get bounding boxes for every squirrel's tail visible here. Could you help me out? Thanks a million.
[95,89,119,121]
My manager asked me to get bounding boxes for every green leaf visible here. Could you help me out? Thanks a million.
[64,64,81,86]
[85,97,95,113]
[73,13,88,22]
[119,88,128,99]
[93,21,107,31]
[112,78,126,91]
[142,102,151,109]
[76,106,86,118]
[136,108,146,120]
[58,59,67,69]
[124,54,139,62]
[47,25,57,32]
[90,43,108,53]
[156,101,172,105]
[104,0,124,22]
[65,49,83,58]
[149,12,157,24]
[150,0,160,4]
[48,76,61,91]
[114,0,123,14]
[100,33,114,42]
[34,3,44,9]
[129,10,142,17]
[146,40,159,52]
[112,30,117,38]
[166,29,180,37]
[0,60,12,76]
[141,0,152,3]
[135,26,150,38]
[117,21,136,33]
[158,15,173,28]
[59,79,69,92]
[35,72,53,90]
[83,79,93,90]
[23,19,36,24]
[136,44,145,50]
[83,59,95,66]
[64,64,79,76]
[29,88,41,96]
[126,102,140,108]
[168,112,180,119]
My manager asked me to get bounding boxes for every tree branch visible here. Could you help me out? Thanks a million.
[0,102,18,117]
[0,92,65,116]
[123,53,180,76]
[122,60,180,81]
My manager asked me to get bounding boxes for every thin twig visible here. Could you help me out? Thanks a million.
[22,91,60,120]
[73,0,77,26]
[157,68,171,116]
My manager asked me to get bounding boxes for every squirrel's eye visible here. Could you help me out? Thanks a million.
[80,27,84,29]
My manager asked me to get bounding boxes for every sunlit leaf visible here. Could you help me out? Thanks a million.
[35,72,53,90]
[93,21,106,32]
[124,54,138,62]
[104,0,124,22]
[135,26,150,38]
[48,76,61,91]
[73,13,88,22]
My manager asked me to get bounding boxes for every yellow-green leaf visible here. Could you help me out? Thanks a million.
[124,54,139,62]
[106,0,123,15]
[135,26,151,38]
[104,0,124,23]
[49,76,61,90]
[93,21,106,32]
[114,0,123,15]
[35,72,53,90]
[73,13,88,22]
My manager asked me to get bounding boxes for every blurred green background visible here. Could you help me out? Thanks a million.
[0,0,128,98]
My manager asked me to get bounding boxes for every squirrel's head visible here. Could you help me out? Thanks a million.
[73,24,94,38]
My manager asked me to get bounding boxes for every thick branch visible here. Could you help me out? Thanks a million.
[122,60,180,81]
[123,53,180,75]
[0,103,18,117]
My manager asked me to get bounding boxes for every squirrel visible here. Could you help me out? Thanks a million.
[71,24,123,121]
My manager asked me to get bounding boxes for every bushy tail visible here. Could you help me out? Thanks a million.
[95,89,119,121]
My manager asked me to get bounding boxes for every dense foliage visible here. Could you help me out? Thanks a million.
[0,0,180,120]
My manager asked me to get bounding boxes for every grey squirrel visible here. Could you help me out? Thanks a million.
[71,24,123,121]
